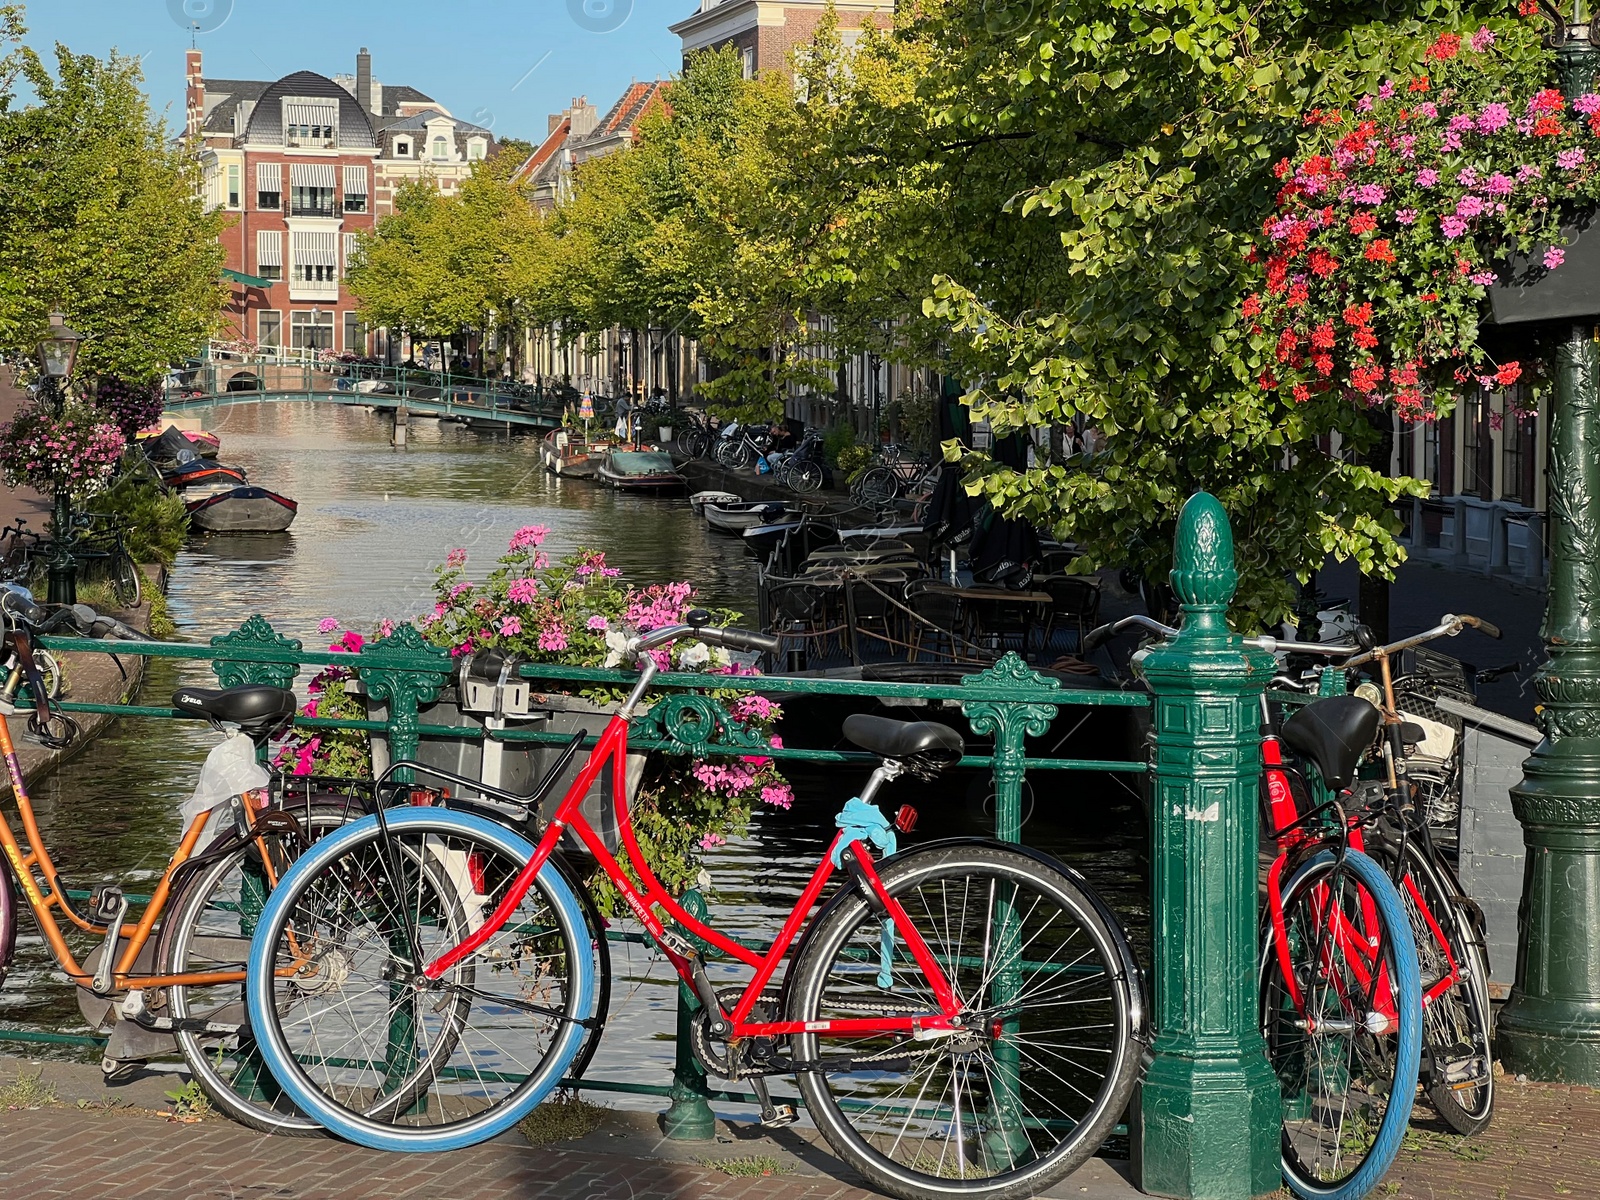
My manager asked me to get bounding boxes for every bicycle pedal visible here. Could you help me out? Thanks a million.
[760,1103,798,1129]
[89,885,125,924]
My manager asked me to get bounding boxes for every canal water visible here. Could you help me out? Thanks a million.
[0,402,1148,1112]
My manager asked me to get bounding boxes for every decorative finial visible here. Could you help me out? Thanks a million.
[1169,492,1238,637]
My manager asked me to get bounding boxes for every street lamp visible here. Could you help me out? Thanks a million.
[37,311,83,605]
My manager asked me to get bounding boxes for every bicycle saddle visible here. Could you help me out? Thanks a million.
[173,684,297,734]
[843,714,964,770]
[1280,696,1381,792]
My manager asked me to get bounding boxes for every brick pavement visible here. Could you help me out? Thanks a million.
[3,1069,1598,1200]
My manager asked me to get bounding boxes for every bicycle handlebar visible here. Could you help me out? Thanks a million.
[1082,610,1498,666]
[630,622,781,658]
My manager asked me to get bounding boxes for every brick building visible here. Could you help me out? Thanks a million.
[187,48,495,356]
[669,0,892,76]
[512,83,668,212]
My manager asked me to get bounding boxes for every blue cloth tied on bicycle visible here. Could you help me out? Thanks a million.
[831,797,898,989]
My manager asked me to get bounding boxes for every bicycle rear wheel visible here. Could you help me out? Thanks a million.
[793,462,824,494]
[244,808,596,1152]
[1369,836,1494,1135]
[679,427,710,460]
[1262,848,1422,1200]
[112,552,142,609]
[160,802,356,1136]
[788,842,1144,1200]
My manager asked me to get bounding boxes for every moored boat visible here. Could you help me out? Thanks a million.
[164,458,248,490]
[703,499,796,535]
[185,486,298,533]
[596,449,686,492]
[539,430,600,479]
[689,490,742,515]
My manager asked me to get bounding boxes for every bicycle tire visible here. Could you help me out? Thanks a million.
[28,650,62,702]
[245,808,596,1152]
[793,462,823,494]
[1262,849,1422,1200]
[787,840,1144,1200]
[857,466,900,510]
[112,552,142,609]
[679,428,710,460]
[1368,837,1494,1135]
[160,802,357,1137]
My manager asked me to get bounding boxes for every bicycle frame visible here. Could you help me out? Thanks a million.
[0,711,284,992]
[421,651,964,1042]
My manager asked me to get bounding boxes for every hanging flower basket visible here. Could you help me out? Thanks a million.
[1245,18,1600,418]
[0,397,126,499]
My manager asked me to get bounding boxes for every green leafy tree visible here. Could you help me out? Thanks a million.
[0,17,226,385]
[833,0,1512,627]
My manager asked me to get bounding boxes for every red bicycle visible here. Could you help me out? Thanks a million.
[1087,613,1426,1199]
[244,613,1147,1200]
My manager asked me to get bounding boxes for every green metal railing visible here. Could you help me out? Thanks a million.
[163,361,568,429]
[2,615,1147,1139]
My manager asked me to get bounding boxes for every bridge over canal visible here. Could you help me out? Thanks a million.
[162,359,567,430]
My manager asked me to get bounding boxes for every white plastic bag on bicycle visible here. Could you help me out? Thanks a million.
[181,732,269,831]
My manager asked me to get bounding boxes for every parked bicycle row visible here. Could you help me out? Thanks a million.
[0,579,1501,1199]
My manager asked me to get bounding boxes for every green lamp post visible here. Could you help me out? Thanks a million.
[37,310,83,606]
[1497,8,1600,1082]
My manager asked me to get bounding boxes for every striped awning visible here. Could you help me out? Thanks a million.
[255,162,281,191]
[284,101,337,128]
[291,230,338,267]
[342,164,368,195]
[256,230,282,267]
[289,162,337,190]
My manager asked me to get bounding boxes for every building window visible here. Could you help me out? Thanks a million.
[284,100,338,147]
[467,138,486,161]
[288,163,338,217]
[344,312,364,355]
[290,230,339,288]
[1458,391,1494,499]
[432,135,449,160]
[343,165,368,213]
[290,310,334,350]
[256,162,282,211]
[741,46,755,79]
[226,163,241,209]
[256,230,283,281]
[1502,390,1537,505]
[258,310,281,348]
[395,139,410,156]
[1421,419,1440,495]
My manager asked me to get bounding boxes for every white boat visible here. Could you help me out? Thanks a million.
[690,490,742,514]
[704,500,797,535]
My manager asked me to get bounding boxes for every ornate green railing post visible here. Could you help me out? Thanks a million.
[1498,16,1600,1084]
[354,625,452,784]
[661,886,717,1140]
[1134,493,1279,1200]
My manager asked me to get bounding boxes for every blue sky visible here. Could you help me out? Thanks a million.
[17,1,688,144]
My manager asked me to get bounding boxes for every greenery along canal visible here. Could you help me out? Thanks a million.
[0,402,1149,1109]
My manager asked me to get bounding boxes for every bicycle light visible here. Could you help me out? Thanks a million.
[894,805,918,833]
[1354,682,1383,708]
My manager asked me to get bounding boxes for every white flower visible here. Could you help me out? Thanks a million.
[679,642,711,669]
[711,647,731,668]
[603,629,630,669]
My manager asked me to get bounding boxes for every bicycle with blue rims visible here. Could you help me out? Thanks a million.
[245,614,1147,1200]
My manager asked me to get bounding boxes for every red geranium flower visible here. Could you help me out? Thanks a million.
[1308,248,1339,277]
[1349,212,1378,235]
[1497,361,1523,387]
[1534,116,1564,136]
[1425,33,1461,61]
[1365,239,1396,263]
[1311,321,1336,349]
[1408,76,1430,93]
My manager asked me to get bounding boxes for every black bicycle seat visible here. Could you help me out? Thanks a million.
[1281,696,1380,792]
[173,685,297,733]
[843,714,964,768]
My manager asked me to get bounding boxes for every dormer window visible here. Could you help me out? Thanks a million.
[395,138,410,156]
[467,137,486,161]
[432,135,449,161]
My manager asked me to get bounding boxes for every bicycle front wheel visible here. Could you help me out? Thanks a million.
[245,807,597,1152]
[793,462,824,494]
[788,841,1144,1200]
[1369,836,1494,1135]
[1262,848,1422,1200]
[160,801,357,1136]
[112,552,142,609]
[679,427,710,459]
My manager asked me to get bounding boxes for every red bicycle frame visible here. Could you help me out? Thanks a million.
[423,708,963,1040]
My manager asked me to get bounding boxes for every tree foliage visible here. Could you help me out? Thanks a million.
[0,11,226,384]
